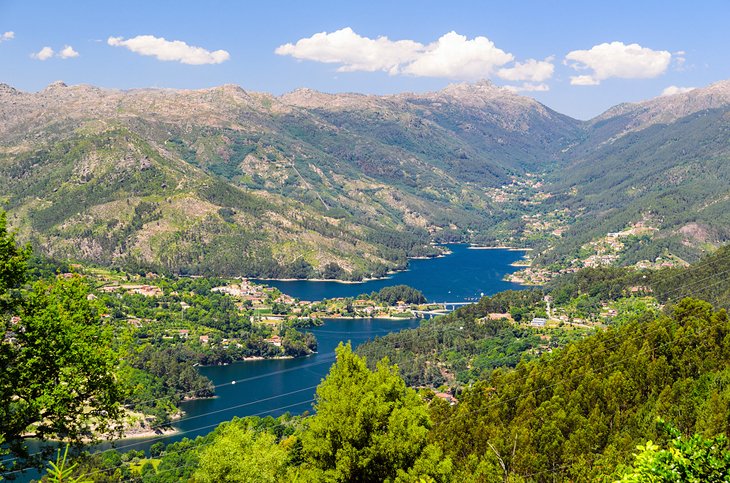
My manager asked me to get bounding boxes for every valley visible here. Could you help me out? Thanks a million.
[3,77,730,481]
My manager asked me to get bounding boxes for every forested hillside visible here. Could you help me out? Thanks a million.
[0,81,580,280]
[538,80,730,266]
[430,298,730,480]
[50,298,730,482]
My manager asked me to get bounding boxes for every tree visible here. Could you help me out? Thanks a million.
[194,420,288,482]
[618,421,730,482]
[0,210,31,314]
[301,343,452,482]
[0,210,125,468]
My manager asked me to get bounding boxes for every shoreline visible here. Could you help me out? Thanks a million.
[120,425,179,440]
[468,245,532,252]
[319,314,437,321]
[255,247,461,284]
[241,355,295,361]
[254,275,395,284]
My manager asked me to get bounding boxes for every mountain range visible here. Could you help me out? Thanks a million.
[1,79,729,278]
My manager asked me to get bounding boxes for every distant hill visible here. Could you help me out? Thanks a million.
[2,78,730,276]
[541,80,730,265]
[0,80,580,278]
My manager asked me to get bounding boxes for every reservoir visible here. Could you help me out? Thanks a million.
[108,246,525,453]
[259,244,527,302]
[10,246,525,475]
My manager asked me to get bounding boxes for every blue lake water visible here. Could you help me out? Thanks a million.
[108,246,525,451]
[8,246,525,478]
[259,244,527,302]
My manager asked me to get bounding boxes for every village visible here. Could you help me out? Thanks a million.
[84,270,450,357]
[506,218,689,285]
[209,279,448,323]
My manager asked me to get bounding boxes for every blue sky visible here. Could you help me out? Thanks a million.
[1,0,728,119]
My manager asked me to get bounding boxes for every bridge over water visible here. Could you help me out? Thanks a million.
[412,301,474,319]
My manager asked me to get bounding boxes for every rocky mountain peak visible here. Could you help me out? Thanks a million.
[592,78,730,135]
[0,83,21,96]
[43,80,68,91]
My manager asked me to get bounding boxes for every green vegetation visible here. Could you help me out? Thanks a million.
[540,108,730,267]
[430,298,730,480]
[618,420,730,482]
[367,285,427,305]
[0,212,124,467]
[40,292,730,481]
[358,291,583,388]
[298,344,450,482]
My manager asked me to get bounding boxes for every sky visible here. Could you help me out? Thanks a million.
[1,0,728,119]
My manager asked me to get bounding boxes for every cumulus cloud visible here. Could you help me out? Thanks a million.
[108,35,230,65]
[497,57,554,82]
[31,45,80,60]
[565,41,671,86]
[660,85,695,97]
[276,28,527,81]
[31,46,54,61]
[58,45,79,59]
[570,75,600,86]
[503,83,550,93]
[0,31,14,43]
[402,32,513,79]
[274,27,422,74]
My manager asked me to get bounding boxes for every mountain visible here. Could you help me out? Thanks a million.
[3,78,730,277]
[0,81,581,278]
[539,80,730,265]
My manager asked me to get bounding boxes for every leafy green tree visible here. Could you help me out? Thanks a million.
[0,209,125,467]
[301,343,451,482]
[0,210,31,314]
[618,421,730,482]
[193,421,288,482]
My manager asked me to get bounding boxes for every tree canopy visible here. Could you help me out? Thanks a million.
[0,210,125,468]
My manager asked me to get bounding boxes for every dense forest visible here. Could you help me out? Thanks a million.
[5,203,730,481]
[37,303,730,482]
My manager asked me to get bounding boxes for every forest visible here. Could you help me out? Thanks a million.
[5,207,730,481]
[36,302,730,482]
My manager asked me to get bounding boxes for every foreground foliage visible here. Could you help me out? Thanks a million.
[431,298,730,481]
[618,420,730,482]
[0,212,124,468]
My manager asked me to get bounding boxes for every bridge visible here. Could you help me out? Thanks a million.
[412,301,475,319]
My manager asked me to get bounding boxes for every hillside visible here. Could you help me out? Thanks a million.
[538,81,730,266]
[0,81,581,279]
[3,78,730,277]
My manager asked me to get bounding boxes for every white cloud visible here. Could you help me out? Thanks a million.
[274,27,422,73]
[673,50,687,71]
[0,31,14,43]
[276,28,520,81]
[31,46,54,61]
[58,45,79,59]
[497,57,554,82]
[401,32,514,79]
[108,35,230,65]
[565,41,671,86]
[660,85,695,97]
[569,75,600,86]
[504,82,550,93]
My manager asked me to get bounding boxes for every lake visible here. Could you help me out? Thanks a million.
[106,245,525,452]
[8,246,525,478]
[259,244,527,302]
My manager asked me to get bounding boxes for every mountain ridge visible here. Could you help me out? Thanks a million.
[2,78,730,277]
